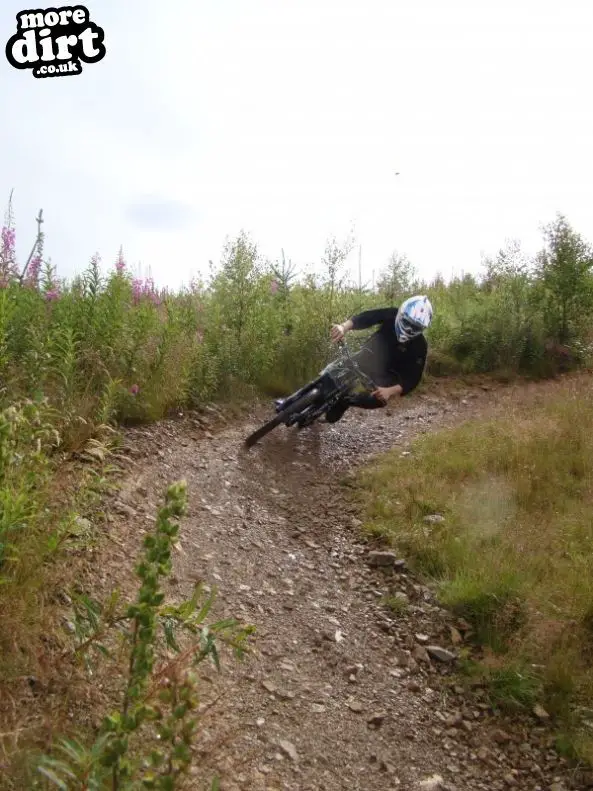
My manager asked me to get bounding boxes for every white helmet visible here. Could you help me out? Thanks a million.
[394,295,433,343]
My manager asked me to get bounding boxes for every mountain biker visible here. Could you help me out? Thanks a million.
[324,295,433,423]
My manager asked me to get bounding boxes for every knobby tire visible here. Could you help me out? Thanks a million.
[244,388,321,448]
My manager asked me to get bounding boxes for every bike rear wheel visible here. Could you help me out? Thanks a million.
[244,388,321,448]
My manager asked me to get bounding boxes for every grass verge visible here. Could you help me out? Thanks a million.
[353,375,593,764]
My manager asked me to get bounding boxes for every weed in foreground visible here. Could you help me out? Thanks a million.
[34,480,254,790]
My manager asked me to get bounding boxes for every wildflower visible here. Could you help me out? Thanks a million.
[115,246,126,274]
[270,278,279,295]
[0,226,17,283]
[131,276,162,306]
[144,278,161,306]
[1,226,15,259]
[45,288,60,302]
[26,255,42,288]
[130,384,139,396]
[196,329,204,344]
[132,278,143,304]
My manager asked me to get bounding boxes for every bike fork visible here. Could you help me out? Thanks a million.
[275,379,320,412]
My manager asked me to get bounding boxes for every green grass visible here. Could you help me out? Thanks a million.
[354,376,593,762]
[381,593,409,614]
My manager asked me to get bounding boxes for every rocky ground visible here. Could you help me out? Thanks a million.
[68,378,593,791]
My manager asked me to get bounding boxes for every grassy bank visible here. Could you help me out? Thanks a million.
[354,375,593,762]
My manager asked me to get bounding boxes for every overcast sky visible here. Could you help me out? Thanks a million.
[2,0,592,289]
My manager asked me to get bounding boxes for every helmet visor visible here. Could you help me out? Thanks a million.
[399,316,423,337]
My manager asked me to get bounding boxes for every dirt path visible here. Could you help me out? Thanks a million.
[90,382,588,791]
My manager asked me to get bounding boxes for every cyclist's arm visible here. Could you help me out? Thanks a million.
[348,306,398,331]
[333,308,398,340]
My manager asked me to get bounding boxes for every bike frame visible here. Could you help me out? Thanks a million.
[277,340,377,428]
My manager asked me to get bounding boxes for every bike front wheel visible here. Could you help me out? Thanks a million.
[244,388,321,448]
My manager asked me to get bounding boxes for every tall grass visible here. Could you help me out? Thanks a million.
[354,376,593,762]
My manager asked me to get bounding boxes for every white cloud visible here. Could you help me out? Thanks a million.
[1,0,592,288]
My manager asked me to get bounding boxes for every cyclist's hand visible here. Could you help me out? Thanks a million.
[330,324,345,343]
[372,387,391,405]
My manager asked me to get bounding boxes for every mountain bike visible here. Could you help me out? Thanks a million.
[244,339,377,448]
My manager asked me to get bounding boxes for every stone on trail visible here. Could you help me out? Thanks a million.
[367,550,401,568]
[113,501,137,517]
[423,514,445,524]
[418,775,445,790]
[449,626,463,644]
[278,739,298,763]
[426,645,456,663]
[275,688,296,701]
[367,712,387,728]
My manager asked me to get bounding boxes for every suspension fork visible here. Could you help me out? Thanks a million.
[275,377,323,412]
